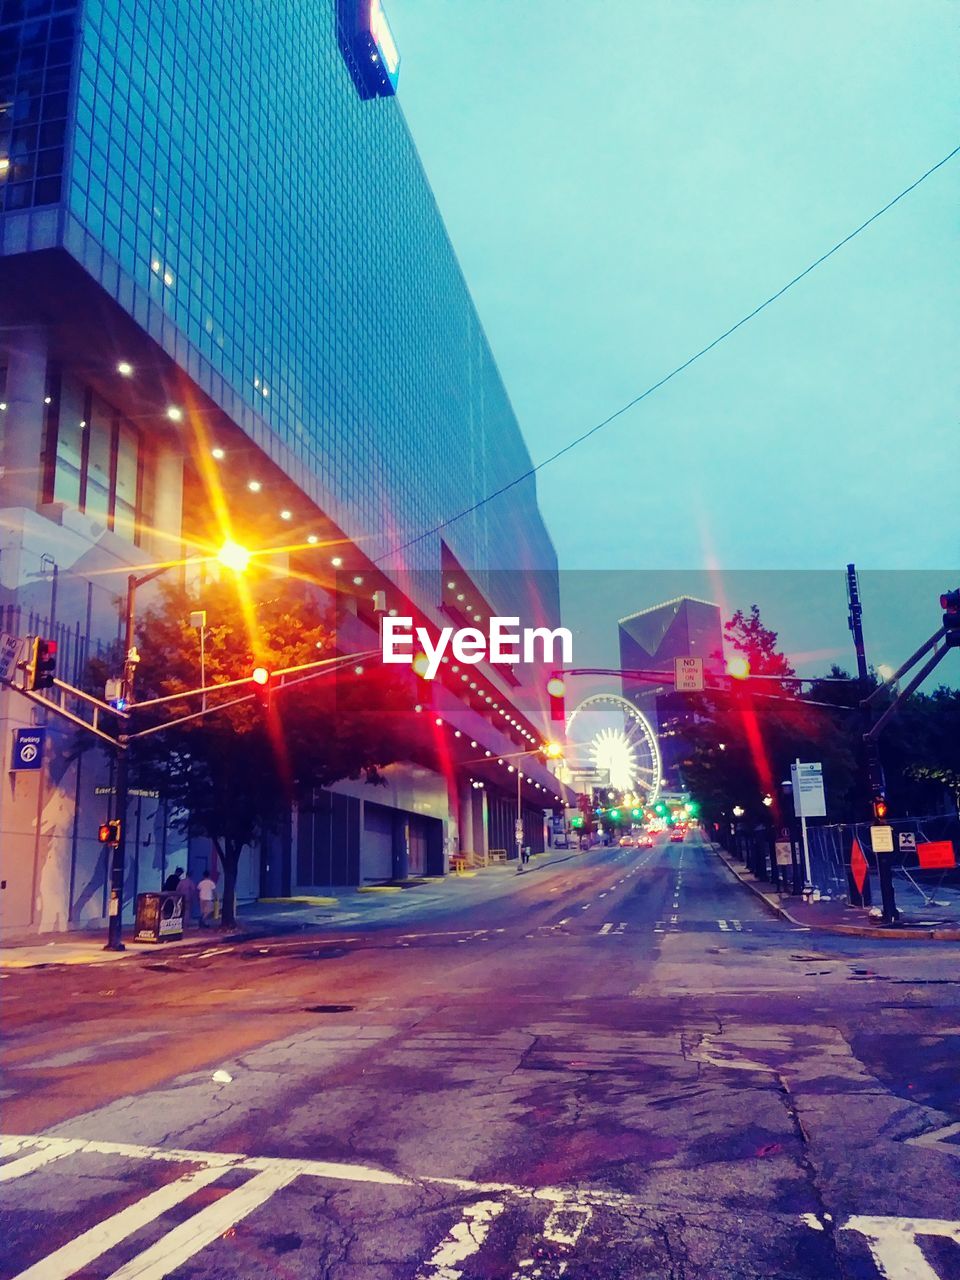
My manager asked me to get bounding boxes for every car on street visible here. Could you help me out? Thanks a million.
[638,833,655,848]
[619,835,636,847]
[670,829,685,842]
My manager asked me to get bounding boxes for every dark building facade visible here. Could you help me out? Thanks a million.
[0,0,566,932]
[619,597,724,790]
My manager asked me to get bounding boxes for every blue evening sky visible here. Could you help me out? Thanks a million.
[386,1,958,678]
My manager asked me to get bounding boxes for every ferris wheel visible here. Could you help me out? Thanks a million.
[565,693,662,801]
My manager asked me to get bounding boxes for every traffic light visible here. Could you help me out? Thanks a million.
[27,637,57,691]
[546,674,565,723]
[872,795,889,822]
[631,808,641,818]
[252,666,272,711]
[941,589,960,646]
[98,819,121,845]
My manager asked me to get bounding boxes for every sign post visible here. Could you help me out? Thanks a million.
[790,760,825,892]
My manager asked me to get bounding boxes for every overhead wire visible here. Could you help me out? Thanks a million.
[375,143,960,565]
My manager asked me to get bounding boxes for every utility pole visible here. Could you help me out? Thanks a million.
[105,572,139,950]
[846,563,869,682]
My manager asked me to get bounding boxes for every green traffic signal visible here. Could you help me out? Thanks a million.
[609,808,620,820]
[631,808,641,818]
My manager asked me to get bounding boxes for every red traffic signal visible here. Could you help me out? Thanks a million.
[98,819,121,845]
[872,796,889,822]
[942,589,960,645]
[546,673,565,723]
[27,636,58,690]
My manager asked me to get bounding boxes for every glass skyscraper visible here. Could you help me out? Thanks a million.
[0,0,564,932]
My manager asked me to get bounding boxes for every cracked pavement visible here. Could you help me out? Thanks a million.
[1,832,959,1278]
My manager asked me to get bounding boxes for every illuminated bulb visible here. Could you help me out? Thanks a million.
[279,509,292,521]
[117,361,133,377]
[247,479,262,493]
[307,534,319,544]
[353,576,363,585]
[211,447,225,460]
[166,406,183,422]
[331,556,343,567]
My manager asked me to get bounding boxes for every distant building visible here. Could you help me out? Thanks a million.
[618,597,724,789]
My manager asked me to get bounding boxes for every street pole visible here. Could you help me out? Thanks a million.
[515,767,523,873]
[105,572,138,950]
[795,758,814,893]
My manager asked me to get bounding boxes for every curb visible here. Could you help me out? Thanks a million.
[710,844,960,942]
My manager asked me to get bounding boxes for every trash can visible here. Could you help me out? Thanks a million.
[134,891,184,943]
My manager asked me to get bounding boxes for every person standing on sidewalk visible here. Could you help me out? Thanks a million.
[197,870,218,928]
[175,869,197,928]
[162,866,183,892]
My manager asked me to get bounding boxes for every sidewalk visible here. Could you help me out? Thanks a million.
[0,848,574,968]
[712,843,960,941]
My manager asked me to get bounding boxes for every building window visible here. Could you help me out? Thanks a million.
[45,371,154,543]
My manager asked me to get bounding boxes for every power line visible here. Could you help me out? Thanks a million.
[376,143,960,565]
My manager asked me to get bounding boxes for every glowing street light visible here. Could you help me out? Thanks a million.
[726,655,750,680]
[543,740,564,759]
[217,540,251,573]
[732,805,745,818]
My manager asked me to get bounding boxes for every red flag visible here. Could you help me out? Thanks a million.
[850,839,868,894]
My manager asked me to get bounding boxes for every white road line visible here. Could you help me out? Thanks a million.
[718,920,729,931]
[414,1200,505,1279]
[670,914,679,923]
[544,1203,593,1246]
[558,918,571,926]
[843,1215,960,1280]
[598,923,613,935]
[616,923,626,933]
[732,920,743,931]
[0,1139,76,1182]
[9,1166,227,1280]
[103,1167,302,1280]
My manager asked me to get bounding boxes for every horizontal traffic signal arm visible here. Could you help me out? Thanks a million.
[124,648,380,742]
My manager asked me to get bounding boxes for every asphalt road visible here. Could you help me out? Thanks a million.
[3,832,960,1279]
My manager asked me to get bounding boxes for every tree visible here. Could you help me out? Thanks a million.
[724,605,796,681]
[123,578,425,924]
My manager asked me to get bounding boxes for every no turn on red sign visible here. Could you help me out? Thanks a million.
[674,657,704,692]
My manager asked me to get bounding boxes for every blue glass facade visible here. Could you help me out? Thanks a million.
[35,0,558,596]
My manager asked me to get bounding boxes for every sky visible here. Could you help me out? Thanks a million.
[386,1,958,679]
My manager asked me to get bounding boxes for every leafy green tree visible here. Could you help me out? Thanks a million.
[125,578,424,924]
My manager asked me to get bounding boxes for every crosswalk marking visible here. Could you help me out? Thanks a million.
[598,923,613,935]
[415,1200,505,1279]
[10,1165,227,1280]
[718,919,729,931]
[103,1167,302,1280]
[0,1138,77,1183]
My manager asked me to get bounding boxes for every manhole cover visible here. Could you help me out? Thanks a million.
[303,1004,354,1013]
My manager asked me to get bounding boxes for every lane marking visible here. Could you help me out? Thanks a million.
[718,920,729,931]
[0,1138,77,1182]
[103,1167,302,1280]
[10,1166,227,1280]
[843,1215,960,1280]
[414,1200,505,1279]
[598,923,613,936]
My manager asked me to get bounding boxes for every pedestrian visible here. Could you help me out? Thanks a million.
[162,866,183,892]
[197,869,218,928]
[175,869,197,928]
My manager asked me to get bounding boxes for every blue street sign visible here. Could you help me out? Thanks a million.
[12,728,45,770]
